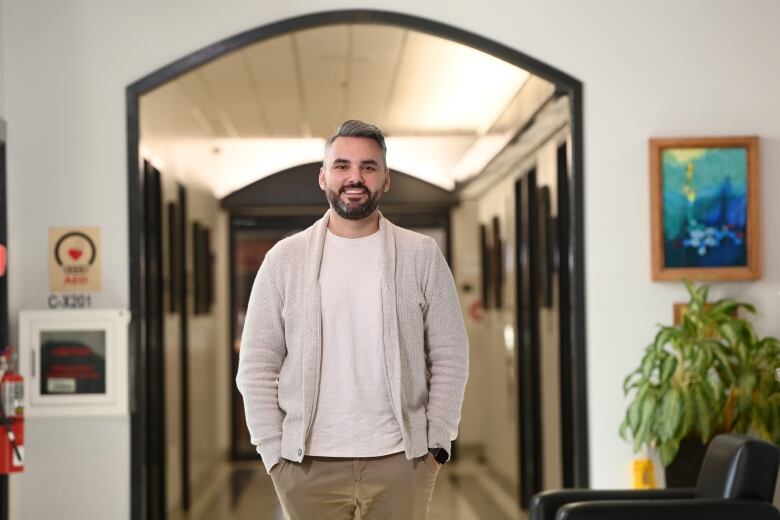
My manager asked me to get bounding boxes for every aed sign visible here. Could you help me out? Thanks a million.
[49,227,101,293]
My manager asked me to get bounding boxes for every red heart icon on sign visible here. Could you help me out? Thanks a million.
[68,248,83,261]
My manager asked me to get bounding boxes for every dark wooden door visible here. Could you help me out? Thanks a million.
[142,161,166,519]
[516,169,543,508]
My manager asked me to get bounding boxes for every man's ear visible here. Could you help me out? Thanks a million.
[319,167,326,190]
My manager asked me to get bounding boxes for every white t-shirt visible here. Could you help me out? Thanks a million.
[305,228,405,457]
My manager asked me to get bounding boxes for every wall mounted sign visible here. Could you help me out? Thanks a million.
[49,227,101,293]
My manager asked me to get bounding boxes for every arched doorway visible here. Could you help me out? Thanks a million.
[127,10,587,519]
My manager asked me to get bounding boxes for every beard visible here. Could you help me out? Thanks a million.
[325,182,382,220]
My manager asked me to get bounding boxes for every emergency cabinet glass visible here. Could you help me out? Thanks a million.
[19,309,129,417]
[40,330,106,395]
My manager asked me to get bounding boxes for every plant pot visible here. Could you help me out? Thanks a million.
[664,437,708,488]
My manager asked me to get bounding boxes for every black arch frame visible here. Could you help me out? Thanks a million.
[126,9,588,518]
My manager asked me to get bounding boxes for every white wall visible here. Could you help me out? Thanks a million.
[3,1,780,516]
[0,0,5,119]
[185,185,229,498]
[450,200,489,450]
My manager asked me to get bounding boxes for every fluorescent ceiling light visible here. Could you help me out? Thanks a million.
[387,32,529,134]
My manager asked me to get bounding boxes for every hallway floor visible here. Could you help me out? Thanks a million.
[172,458,525,520]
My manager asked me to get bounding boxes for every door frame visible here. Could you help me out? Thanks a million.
[0,118,9,520]
[228,214,321,461]
[126,10,588,517]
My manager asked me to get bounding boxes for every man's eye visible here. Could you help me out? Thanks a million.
[335,164,347,170]
[363,166,376,171]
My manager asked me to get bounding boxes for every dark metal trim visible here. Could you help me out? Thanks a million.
[127,11,589,515]
[0,120,8,520]
[228,216,238,461]
[177,185,191,509]
[143,162,166,519]
[126,95,144,520]
[516,169,543,508]
[568,85,589,486]
[0,123,7,354]
[557,142,575,488]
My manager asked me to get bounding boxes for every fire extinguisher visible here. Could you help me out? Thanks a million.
[0,349,23,474]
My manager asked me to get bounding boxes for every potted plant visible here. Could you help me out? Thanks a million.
[620,280,780,485]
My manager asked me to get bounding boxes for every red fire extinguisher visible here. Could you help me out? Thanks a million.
[0,349,23,474]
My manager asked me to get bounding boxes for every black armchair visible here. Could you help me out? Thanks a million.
[531,434,780,520]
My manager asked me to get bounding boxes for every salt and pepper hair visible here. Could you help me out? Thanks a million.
[323,120,388,169]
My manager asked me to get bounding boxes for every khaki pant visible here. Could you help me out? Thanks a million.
[269,452,440,520]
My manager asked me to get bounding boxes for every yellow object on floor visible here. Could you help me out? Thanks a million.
[632,459,657,489]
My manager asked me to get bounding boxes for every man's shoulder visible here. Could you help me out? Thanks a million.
[263,226,311,265]
[392,224,438,252]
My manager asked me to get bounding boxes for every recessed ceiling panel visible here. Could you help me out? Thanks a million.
[198,51,269,137]
[296,25,350,136]
[141,81,208,138]
[243,35,305,137]
[176,72,225,137]
[347,25,406,130]
[386,31,529,134]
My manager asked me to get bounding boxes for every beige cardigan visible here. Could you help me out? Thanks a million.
[236,211,469,473]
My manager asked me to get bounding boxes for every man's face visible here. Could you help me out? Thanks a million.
[319,136,390,221]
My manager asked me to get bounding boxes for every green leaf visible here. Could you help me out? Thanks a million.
[657,388,683,441]
[719,322,738,346]
[655,327,678,351]
[699,285,711,305]
[659,439,680,466]
[737,372,757,412]
[627,384,649,433]
[619,418,629,440]
[660,355,677,383]
[709,342,735,385]
[709,300,738,319]
[623,370,643,394]
[680,386,695,435]
[683,279,697,300]
[633,393,658,452]
[692,385,712,441]
[641,350,657,378]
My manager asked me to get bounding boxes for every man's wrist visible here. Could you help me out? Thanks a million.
[428,447,449,465]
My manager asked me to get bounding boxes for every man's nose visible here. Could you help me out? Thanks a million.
[346,167,364,183]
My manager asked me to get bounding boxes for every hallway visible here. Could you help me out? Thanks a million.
[171,457,525,520]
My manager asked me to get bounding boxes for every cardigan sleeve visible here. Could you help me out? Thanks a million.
[422,238,469,457]
[235,246,287,473]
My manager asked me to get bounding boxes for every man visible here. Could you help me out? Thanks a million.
[236,120,469,519]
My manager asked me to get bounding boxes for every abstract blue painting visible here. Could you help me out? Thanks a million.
[662,147,748,268]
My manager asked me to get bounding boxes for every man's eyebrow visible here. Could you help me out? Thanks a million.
[332,158,350,165]
[360,159,380,166]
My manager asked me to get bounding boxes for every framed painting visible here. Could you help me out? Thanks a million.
[479,223,491,310]
[491,216,503,309]
[649,136,760,281]
[192,222,213,315]
[537,186,554,308]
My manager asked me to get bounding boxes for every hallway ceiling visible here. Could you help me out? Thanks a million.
[140,24,538,195]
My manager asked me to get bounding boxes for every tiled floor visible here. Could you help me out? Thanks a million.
[174,458,525,520]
